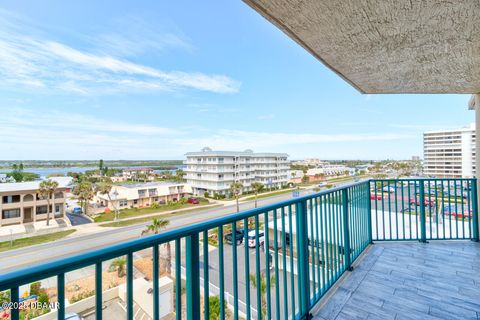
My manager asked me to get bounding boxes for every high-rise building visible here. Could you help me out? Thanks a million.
[185,148,289,196]
[423,124,476,178]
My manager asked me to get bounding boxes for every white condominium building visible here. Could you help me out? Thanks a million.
[185,148,289,196]
[423,123,476,178]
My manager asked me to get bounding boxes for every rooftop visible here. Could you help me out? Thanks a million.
[0,176,73,193]
[117,181,185,189]
[185,148,288,157]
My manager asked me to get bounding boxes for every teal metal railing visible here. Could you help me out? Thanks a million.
[370,178,479,242]
[0,179,477,320]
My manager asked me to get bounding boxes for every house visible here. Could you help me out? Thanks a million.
[94,181,192,210]
[122,167,155,181]
[0,177,72,226]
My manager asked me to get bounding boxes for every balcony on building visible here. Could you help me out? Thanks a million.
[2,1,480,320]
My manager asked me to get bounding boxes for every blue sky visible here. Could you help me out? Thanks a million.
[0,1,474,160]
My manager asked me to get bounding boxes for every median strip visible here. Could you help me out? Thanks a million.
[99,204,223,227]
[0,229,77,252]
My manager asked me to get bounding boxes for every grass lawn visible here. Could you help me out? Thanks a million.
[0,229,76,252]
[100,204,223,227]
[93,199,210,223]
[243,188,298,201]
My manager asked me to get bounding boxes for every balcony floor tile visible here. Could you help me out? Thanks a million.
[314,241,480,320]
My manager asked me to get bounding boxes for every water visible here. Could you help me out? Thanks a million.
[0,165,185,179]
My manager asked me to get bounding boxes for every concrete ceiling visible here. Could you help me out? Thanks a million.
[244,0,480,94]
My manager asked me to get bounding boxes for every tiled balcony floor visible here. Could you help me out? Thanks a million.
[314,241,480,320]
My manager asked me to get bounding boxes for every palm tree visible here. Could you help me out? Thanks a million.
[96,178,119,220]
[250,182,264,208]
[111,257,126,277]
[39,179,59,226]
[142,218,172,276]
[249,271,275,318]
[73,181,95,216]
[230,182,243,213]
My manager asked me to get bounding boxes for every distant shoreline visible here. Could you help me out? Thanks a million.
[0,160,184,170]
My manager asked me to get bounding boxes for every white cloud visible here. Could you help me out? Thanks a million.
[0,10,240,94]
[0,108,416,160]
[175,129,414,150]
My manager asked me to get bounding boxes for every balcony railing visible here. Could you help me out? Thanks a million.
[0,179,478,320]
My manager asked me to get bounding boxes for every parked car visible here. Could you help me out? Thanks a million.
[72,207,83,214]
[383,186,395,193]
[246,230,265,248]
[187,197,200,204]
[370,193,383,200]
[224,230,244,245]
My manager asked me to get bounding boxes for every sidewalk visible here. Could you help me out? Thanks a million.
[0,218,71,242]
[97,203,223,225]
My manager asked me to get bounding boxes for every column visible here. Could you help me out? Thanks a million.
[475,93,480,239]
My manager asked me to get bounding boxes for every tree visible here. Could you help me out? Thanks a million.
[99,159,104,171]
[111,258,126,277]
[142,218,172,276]
[249,272,275,318]
[96,178,119,221]
[175,169,186,182]
[74,181,95,216]
[39,179,59,226]
[250,182,264,208]
[19,163,24,171]
[229,182,243,213]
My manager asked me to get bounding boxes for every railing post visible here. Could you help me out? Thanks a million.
[186,233,201,320]
[472,178,479,242]
[296,199,311,319]
[366,181,373,244]
[342,189,353,271]
[419,181,427,243]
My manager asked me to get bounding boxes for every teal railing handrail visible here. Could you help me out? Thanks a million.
[0,178,477,320]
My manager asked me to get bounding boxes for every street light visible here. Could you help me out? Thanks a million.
[112,190,119,222]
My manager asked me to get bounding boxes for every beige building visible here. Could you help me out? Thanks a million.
[94,181,192,210]
[0,177,72,226]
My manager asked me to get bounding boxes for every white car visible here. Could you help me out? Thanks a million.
[247,230,265,248]
[383,186,395,193]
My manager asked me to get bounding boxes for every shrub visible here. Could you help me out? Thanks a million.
[208,296,226,320]
[70,290,95,303]
[38,293,49,304]
[30,282,42,296]
[204,192,210,198]
[150,202,160,209]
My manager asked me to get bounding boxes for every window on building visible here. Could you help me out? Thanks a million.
[2,195,20,204]
[2,209,20,219]
[133,199,138,205]
[36,205,51,215]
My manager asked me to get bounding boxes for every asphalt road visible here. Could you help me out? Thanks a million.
[66,212,92,226]
[0,188,320,274]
